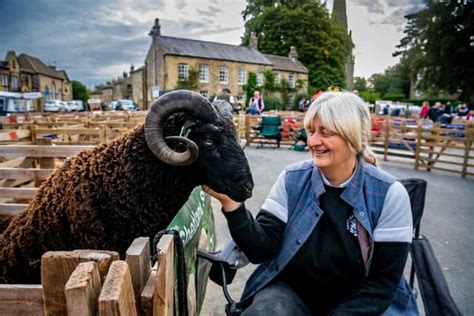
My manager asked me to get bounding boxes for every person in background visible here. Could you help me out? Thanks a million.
[428,102,442,122]
[214,88,240,113]
[205,91,417,316]
[298,97,309,112]
[419,101,430,119]
[456,103,469,117]
[247,91,265,115]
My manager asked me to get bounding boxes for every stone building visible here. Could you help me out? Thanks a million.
[0,51,72,110]
[144,18,308,109]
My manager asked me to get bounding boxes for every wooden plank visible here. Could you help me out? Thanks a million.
[0,203,28,215]
[0,284,44,316]
[34,128,105,135]
[0,145,92,158]
[65,262,102,316]
[0,187,38,199]
[41,250,118,316]
[153,234,174,316]
[0,130,31,142]
[0,168,53,180]
[125,237,151,307]
[140,263,157,316]
[98,261,137,316]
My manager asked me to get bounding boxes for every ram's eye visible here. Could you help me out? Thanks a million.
[203,139,214,146]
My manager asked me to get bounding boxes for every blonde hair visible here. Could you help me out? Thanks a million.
[304,92,378,166]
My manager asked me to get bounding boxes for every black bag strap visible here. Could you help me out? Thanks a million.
[151,229,189,316]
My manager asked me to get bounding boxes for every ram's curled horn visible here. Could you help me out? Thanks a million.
[145,90,217,166]
[212,99,234,120]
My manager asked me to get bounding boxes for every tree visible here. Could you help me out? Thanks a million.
[72,80,89,102]
[354,77,367,92]
[395,1,474,101]
[243,71,258,105]
[241,1,352,90]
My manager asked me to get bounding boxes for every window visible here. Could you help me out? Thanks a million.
[289,73,296,88]
[238,69,246,85]
[0,74,8,90]
[256,71,264,86]
[11,76,18,90]
[199,64,209,83]
[178,63,188,81]
[200,90,208,98]
[219,66,228,83]
[274,72,281,85]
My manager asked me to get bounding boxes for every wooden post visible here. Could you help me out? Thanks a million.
[41,250,118,315]
[383,115,390,161]
[36,138,54,187]
[65,262,102,316]
[461,127,471,178]
[153,234,174,316]
[125,237,151,308]
[98,261,137,316]
[415,124,422,170]
[140,263,157,316]
[0,284,44,316]
[244,114,251,146]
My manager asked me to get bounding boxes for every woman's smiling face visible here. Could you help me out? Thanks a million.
[307,116,356,175]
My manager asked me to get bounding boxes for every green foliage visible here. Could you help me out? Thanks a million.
[175,68,200,91]
[243,71,258,104]
[72,80,89,102]
[279,78,293,110]
[359,91,381,104]
[241,1,351,89]
[263,94,284,111]
[262,69,277,93]
[354,77,367,92]
[395,1,474,101]
[383,92,406,102]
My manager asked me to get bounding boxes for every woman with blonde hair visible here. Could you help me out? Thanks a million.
[204,92,417,315]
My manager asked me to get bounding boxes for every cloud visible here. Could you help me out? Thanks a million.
[351,0,384,14]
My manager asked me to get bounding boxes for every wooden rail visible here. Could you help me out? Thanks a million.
[0,235,177,316]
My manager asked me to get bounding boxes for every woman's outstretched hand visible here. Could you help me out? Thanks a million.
[202,185,242,212]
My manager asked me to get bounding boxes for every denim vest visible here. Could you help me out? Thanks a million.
[241,160,418,315]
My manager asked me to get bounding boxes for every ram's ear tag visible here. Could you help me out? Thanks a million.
[183,120,197,130]
[180,120,197,138]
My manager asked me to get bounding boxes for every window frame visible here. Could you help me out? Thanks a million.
[219,66,229,84]
[178,63,188,81]
[238,69,246,85]
[199,64,209,83]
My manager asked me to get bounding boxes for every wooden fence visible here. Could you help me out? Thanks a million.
[233,113,474,177]
[0,235,179,315]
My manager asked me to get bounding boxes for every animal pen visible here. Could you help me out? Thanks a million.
[0,109,472,314]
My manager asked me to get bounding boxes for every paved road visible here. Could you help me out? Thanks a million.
[200,146,474,315]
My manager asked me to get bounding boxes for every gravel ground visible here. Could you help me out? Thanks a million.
[200,146,474,315]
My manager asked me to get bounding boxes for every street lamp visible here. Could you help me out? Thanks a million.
[148,19,160,103]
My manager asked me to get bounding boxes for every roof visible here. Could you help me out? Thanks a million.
[159,36,272,66]
[263,54,308,74]
[17,53,68,80]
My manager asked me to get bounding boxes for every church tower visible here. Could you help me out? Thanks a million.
[332,0,355,90]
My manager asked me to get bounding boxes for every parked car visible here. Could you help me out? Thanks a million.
[115,99,138,111]
[60,101,71,112]
[67,100,85,111]
[106,101,118,111]
[44,100,63,112]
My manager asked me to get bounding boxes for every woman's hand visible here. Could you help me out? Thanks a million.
[202,185,242,212]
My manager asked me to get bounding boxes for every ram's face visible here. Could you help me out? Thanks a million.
[193,120,253,202]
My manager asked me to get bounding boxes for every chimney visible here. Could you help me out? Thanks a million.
[289,46,298,62]
[123,71,128,78]
[130,64,135,72]
[150,18,161,38]
[250,32,258,50]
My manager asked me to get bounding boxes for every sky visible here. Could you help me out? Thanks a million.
[0,0,426,88]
